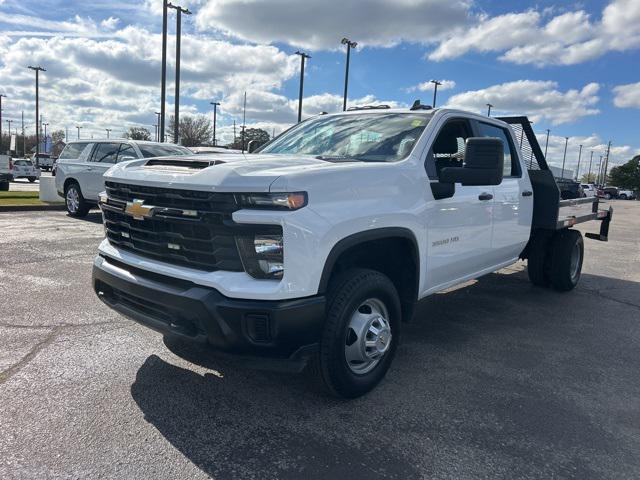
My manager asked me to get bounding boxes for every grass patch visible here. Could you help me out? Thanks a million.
[0,191,63,206]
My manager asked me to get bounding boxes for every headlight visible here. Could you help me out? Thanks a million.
[236,192,307,210]
[236,234,284,279]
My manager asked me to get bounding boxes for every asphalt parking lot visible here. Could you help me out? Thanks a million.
[1,201,639,479]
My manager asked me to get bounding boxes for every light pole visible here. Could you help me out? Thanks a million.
[560,136,569,179]
[575,144,583,181]
[155,111,161,141]
[587,151,594,183]
[486,103,493,117]
[341,37,357,111]
[0,94,5,154]
[168,3,191,145]
[209,101,220,146]
[597,155,604,185]
[430,80,442,108]
[160,0,168,142]
[106,128,112,139]
[28,66,46,160]
[76,125,82,139]
[5,120,13,152]
[544,129,551,159]
[602,141,612,187]
[295,51,310,123]
[42,122,49,153]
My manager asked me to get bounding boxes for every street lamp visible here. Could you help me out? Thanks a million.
[159,0,169,142]
[295,51,311,123]
[560,136,569,179]
[155,111,161,141]
[587,151,594,183]
[28,66,46,160]
[341,37,357,111]
[486,103,493,117]
[575,144,583,181]
[76,125,82,139]
[544,129,551,159]
[6,120,13,152]
[106,128,112,139]
[168,2,192,145]
[209,101,220,146]
[429,80,442,108]
[0,94,6,154]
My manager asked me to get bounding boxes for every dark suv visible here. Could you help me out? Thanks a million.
[556,178,584,199]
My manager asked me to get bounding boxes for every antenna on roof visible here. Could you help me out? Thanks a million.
[410,99,433,111]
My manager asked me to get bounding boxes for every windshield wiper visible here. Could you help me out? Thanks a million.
[315,155,364,162]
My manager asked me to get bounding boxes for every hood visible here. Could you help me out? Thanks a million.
[103,153,353,192]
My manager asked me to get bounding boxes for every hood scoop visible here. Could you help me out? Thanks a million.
[143,158,226,172]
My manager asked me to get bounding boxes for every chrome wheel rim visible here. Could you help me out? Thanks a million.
[66,187,79,213]
[345,298,392,375]
[570,242,581,280]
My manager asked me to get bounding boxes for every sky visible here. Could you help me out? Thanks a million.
[0,0,639,174]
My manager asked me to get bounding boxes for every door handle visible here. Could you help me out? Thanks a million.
[478,193,493,201]
[522,190,533,197]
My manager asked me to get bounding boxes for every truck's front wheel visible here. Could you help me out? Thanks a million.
[314,268,401,398]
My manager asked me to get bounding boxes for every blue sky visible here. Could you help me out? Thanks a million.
[0,0,639,171]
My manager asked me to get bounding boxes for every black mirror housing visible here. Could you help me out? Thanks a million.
[247,140,260,153]
[439,137,504,186]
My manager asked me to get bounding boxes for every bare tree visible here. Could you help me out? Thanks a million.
[124,127,152,141]
[166,115,212,147]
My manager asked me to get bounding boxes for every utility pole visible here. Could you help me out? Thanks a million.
[544,129,551,159]
[155,111,161,141]
[486,103,493,117]
[429,80,442,108]
[560,136,569,180]
[341,37,357,111]
[22,111,25,157]
[602,141,612,187]
[587,150,594,183]
[153,125,158,141]
[241,91,247,152]
[597,155,603,185]
[76,125,82,139]
[6,120,13,152]
[209,101,220,146]
[168,3,191,145]
[28,66,46,160]
[233,119,236,145]
[575,144,583,181]
[105,128,112,139]
[0,94,5,154]
[295,51,311,123]
[160,0,168,142]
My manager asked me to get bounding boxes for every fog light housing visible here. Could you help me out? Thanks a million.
[236,234,284,279]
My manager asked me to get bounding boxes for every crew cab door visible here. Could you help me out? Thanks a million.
[474,121,533,263]
[84,142,120,200]
[422,117,495,290]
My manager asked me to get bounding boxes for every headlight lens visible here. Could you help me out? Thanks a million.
[236,192,307,210]
[236,234,284,279]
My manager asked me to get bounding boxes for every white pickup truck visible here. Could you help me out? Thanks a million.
[93,107,612,398]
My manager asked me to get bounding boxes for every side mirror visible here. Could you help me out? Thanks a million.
[119,155,136,162]
[439,137,504,186]
[247,140,260,153]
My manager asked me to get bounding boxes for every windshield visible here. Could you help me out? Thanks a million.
[139,144,192,158]
[261,112,431,162]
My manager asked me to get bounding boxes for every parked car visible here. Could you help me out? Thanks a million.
[11,159,40,182]
[599,187,619,199]
[55,139,192,217]
[556,178,584,199]
[618,189,636,200]
[92,108,613,398]
[0,154,11,191]
[33,153,54,171]
[580,184,597,197]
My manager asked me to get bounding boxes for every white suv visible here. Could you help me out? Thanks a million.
[55,139,191,217]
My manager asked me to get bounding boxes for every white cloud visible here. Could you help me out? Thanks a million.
[404,79,456,94]
[196,0,473,50]
[429,0,640,66]
[445,80,600,125]
[613,82,640,108]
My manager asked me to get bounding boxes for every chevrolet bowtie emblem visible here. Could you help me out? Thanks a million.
[125,199,154,220]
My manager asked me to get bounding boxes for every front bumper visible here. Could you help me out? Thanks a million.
[93,255,326,370]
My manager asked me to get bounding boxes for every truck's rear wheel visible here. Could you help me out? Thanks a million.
[549,229,583,292]
[527,235,551,287]
[65,182,90,218]
[314,268,401,398]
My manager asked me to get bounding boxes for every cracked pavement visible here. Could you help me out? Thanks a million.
[1,203,639,479]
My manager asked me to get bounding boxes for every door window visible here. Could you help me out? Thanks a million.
[59,142,90,160]
[476,122,520,178]
[117,144,137,162]
[90,143,119,164]
[425,119,473,180]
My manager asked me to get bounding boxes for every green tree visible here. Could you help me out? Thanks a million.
[227,128,270,150]
[580,172,597,183]
[124,126,152,141]
[51,130,65,143]
[166,115,212,147]
[608,155,640,190]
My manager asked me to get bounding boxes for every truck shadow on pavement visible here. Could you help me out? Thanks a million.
[130,269,640,479]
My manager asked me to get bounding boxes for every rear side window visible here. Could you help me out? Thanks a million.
[476,122,520,178]
[138,144,193,158]
[90,143,120,164]
[59,142,90,160]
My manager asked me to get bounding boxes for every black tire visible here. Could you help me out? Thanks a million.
[549,229,584,292]
[0,181,9,192]
[604,193,611,200]
[527,235,551,287]
[313,268,401,398]
[28,177,37,183]
[619,194,627,200]
[64,182,90,217]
